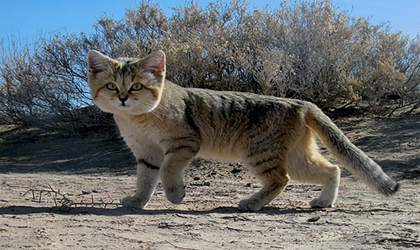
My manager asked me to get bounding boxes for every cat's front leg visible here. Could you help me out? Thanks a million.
[122,159,160,209]
[160,144,199,204]
[160,158,189,204]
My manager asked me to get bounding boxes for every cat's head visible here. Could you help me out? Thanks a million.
[87,50,166,115]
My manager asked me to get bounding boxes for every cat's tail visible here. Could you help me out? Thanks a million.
[305,103,399,196]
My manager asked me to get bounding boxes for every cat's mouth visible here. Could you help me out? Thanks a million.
[119,104,131,109]
[114,101,130,109]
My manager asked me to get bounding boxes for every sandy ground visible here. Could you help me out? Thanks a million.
[0,115,419,249]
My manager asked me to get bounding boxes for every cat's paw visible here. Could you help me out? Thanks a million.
[121,195,148,209]
[164,185,186,204]
[238,198,264,211]
[309,198,334,208]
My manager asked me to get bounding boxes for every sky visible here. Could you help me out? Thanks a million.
[0,0,419,47]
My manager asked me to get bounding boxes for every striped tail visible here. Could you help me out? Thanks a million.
[305,103,399,196]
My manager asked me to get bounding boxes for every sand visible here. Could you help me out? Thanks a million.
[0,115,419,249]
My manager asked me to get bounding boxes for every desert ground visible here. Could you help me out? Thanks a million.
[0,114,419,249]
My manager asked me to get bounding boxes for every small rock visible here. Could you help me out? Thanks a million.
[230,168,242,174]
[307,216,321,222]
[208,172,217,177]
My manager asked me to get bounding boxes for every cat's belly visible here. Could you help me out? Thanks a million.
[197,148,240,162]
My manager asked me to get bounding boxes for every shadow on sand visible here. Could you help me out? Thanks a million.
[0,204,319,217]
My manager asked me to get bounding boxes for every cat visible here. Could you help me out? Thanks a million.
[87,49,399,211]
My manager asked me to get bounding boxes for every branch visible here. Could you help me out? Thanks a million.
[23,184,123,211]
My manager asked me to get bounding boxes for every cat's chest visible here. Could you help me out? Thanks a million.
[114,115,161,146]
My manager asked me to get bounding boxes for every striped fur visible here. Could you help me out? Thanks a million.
[87,50,398,211]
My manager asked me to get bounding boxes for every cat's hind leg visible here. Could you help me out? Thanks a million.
[239,157,290,211]
[122,158,160,209]
[307,159,340,208]
[293,154,340,208]
[288,128,341,208]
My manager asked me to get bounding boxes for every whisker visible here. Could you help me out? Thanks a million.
[151,108,164,122]
[144,101,164,122]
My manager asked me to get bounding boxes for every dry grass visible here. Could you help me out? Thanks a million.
[23,184,123,211]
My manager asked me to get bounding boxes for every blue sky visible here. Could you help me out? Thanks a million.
[0,0,419,47]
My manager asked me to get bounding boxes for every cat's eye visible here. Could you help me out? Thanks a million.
[130,83,143,91]
[106,83,118,91]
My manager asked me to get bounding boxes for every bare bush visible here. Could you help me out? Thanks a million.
[91,0,419,113]
[0,0,419,129]
[0,38,76,126]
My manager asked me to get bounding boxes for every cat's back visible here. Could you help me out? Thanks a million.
[181,84,307,120]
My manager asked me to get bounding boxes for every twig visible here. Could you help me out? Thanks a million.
[23,184,123,210]
[165,240,197,250]
[378,237,420,247]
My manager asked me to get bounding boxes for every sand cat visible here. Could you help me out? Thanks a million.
[87,50,399,211]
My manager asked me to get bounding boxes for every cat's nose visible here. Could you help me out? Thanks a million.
[119,95,128,105]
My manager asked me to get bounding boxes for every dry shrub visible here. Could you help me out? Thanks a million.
[1,0,419,130]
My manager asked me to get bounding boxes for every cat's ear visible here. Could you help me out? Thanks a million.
[87,50,112,74]
[142,50,166,77]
